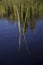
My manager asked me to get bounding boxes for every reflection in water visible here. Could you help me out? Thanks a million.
[0,19,43,65]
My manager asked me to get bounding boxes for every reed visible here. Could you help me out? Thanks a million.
[0,0,43,54]
[0,0,43,20]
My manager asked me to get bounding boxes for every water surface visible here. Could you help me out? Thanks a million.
[0,19,43,65]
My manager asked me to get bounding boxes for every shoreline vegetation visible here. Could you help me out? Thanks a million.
[0,0,43,29]
[0,0,43,20]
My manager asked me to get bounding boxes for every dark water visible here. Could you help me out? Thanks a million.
[0,19,43,65]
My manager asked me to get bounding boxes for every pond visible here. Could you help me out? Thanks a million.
[0,19,43,65]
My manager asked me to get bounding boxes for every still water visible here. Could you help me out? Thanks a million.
[0,19,43,65]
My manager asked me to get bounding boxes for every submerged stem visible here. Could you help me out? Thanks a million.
[16,7,21,52]
[23,33,30,55]
[22,7,30,55]
[13,4,30,54]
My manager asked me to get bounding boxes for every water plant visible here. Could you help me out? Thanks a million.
[0,0,43,55]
